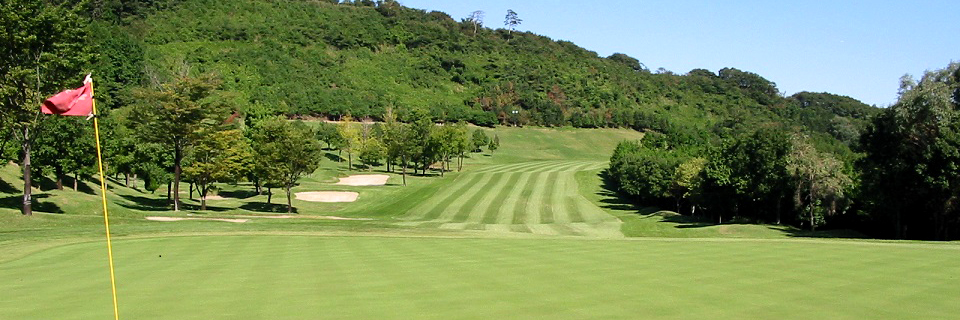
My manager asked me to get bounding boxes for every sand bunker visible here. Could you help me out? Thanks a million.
[336,175,389,186]
[146,216,249,223]
[295,191,359,202]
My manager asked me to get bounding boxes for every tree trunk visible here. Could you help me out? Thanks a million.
[189,182,194,200]
[132,173,138,189]
[55,165,64,190]
[166,181,171,204]
[200,184,207,211]
[775,195,782,225]
[401,154,407,186]
[173,145,182,211]
[286,185,293,213]
[73,172,79,191]
[809,181,816,231]
[267,187,272,204]
[348,152,352,170]
[124,172,130,188]
[21,127,32,216]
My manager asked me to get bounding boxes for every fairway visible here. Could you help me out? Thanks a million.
[1,235,958,319]
[398,160,621,238]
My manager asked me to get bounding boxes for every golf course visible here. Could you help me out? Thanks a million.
[1,126,958,319]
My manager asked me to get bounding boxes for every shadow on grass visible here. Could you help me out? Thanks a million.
[0,194,64,213]
[240,202,297,214]
[34,176,59,191]
[219,190,258,199]
[595,169,642,213]
[75,177,98,195]
[324,153,344,163]
[781,227,868,239]
[0,179,18,194]
[118,194,231,212]
[117,194,170,211]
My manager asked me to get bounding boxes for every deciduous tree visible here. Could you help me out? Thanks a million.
[0,0,91,215]
[183,129,252,210]
[131,73,227,211]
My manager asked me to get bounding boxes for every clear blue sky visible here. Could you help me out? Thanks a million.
[399,0,959,107]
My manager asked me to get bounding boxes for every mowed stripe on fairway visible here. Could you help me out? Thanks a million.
[2,236,958,320]
[399,160,622,238]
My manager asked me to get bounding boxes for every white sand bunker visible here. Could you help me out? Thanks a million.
[146,216,249,223]
[295,191,359,202]
[336,175,389,186]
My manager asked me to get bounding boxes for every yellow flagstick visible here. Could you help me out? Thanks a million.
[89,75,120,320]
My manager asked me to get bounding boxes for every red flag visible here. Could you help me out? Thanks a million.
[41,74,94,116]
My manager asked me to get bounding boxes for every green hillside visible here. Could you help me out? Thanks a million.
[88,0,876,141]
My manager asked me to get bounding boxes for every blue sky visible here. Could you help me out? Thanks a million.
[399,0,959,107]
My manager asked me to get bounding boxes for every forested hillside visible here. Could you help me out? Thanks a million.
[5,0,913,237]
[85,0,876,136]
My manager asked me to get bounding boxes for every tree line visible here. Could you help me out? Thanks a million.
[65,0,877,142]
[1,0,504,215]
[607,62,960,240]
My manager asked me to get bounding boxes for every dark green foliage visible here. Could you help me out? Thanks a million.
[33,117,96,190]
[607,53,647,72]
[471,129,489,152]
[608,126,854,229]
[607,140,678,205]
[83,0,873,139]
[786,92,879,146]
[859,63,960,240]
[1,0,92,215]
[250,118,323,213]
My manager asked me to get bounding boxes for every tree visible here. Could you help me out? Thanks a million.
[608,53,646,72]
[504,9,522,34]
[471,129,489,152]
[466,10,484,35]
[699,128,792,224]
[315,122,343,150]
[860,62,960,240]
[380,108,411,184]
[671,157,706,215]
[131,73,228,211]
[406,108,435,175]
[33,116,95,191]
[452,122,471,171]
[252,118,323,213]
[0,0,91,215]
[787,134,851,231]
[0,0,92,215]
[488,134,500,152]
[183,129,252,210]
[337,114,361,170]
[359,136,386,170]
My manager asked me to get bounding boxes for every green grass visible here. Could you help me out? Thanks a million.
[2,125,958,319]
[1,235,958,319]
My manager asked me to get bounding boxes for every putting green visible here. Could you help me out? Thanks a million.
[1,235,957,319]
